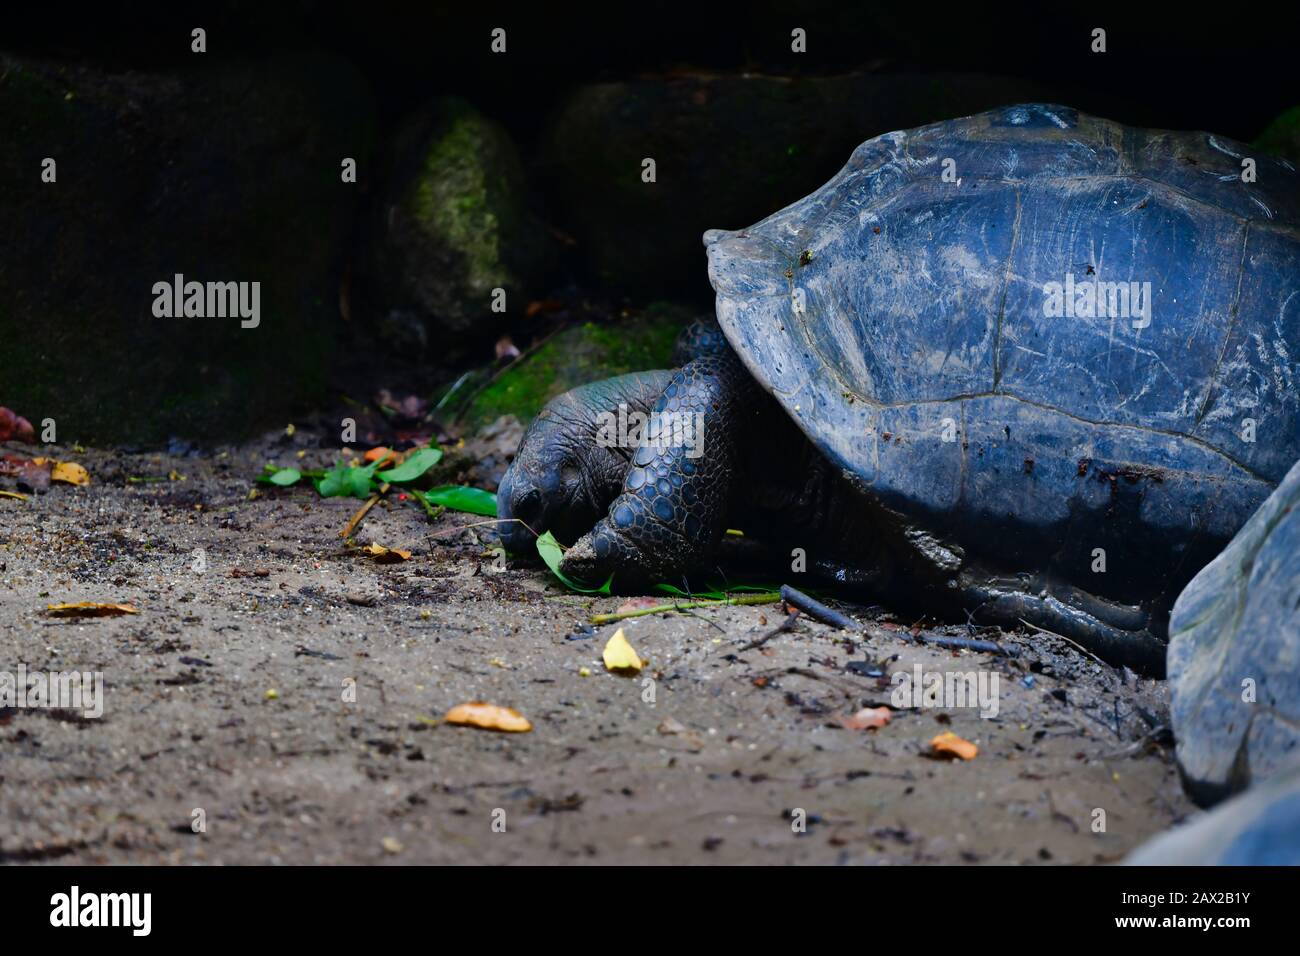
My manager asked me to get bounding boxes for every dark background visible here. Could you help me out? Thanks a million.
[2,1,1295,445]
[10,1,1292,138]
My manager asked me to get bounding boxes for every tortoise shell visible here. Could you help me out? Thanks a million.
[705,104,1300,605]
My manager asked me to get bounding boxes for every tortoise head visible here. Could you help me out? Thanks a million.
[496,371,673,555]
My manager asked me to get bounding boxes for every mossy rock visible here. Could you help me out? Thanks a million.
[1255,106,1300,165]
[0,53,374,446]
[459,305,689,428]
[373,98,557,345]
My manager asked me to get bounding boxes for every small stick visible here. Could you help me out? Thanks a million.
[737,609,800,653]
[864,623,1015,656]
[783,583,1015,656]
[780,585,857,630]
[678,606,728,634]
[590,592,781,625]
[430,516,541,542]
[340,482,389,540]
[1099,724,1171,760]
[915,632,1016,656]
[1018,618,1106,666]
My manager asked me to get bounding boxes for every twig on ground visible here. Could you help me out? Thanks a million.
[784,584,1014,656]
[780,585,857,630]
[340,482,389,539]
[737,610,800,652]
[914,632,1016,656]
[1099,724,1173,760]
[1018,618,1107,666]
[677,605,728,634]
[430,516,540,542]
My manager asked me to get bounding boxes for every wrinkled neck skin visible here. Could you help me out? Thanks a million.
[566,370,676,496]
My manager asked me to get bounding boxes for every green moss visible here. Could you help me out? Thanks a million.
[410,111,510,295]
[462,313,684,427]
[1255,107,1300,163]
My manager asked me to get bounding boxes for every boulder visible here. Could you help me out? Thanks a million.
[0,53,373,446]
[537,72,1057,293]
[1167,456,1300,806]
[369,98,558,346]
[1126,759,1300,865]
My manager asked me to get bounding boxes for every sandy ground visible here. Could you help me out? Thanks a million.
[0,434,1193,864]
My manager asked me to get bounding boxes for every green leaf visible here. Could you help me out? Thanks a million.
[348,466,376,498]
[315,460,379,499]
[257,465,325,484]
[267,468,302,487]
[421,484,497,516]
[377,447,443,483]
[536,531,612,594]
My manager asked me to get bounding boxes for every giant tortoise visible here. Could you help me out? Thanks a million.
[497,104,1300,673]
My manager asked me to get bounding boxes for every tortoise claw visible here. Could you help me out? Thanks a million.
[557,532,608,586]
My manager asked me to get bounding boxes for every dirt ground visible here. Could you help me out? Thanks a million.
[0,433,1194,865]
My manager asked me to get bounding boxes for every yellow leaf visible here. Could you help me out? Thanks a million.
[362,543,411,563]
[52,461,90,486]
[46,602,138,618]
[929,731,978,761]
[32,458,91,486]
[0,490,27,501]
[443,701,532,733]
[602,627,644,675]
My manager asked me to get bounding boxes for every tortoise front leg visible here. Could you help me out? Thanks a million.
[559,351,752,588]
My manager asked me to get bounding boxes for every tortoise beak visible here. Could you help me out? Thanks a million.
[495,468,541,554]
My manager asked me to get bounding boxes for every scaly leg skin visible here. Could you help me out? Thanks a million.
[559,350,752,589]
